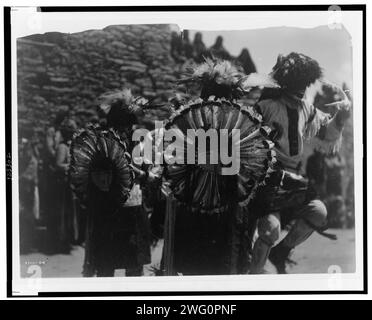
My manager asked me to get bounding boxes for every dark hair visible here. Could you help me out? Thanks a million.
[182,29,190,40]
[90,156,115,173]
[98,89,145,130]
[106,100,138,129]
[60,119,77,141]
[54,110,69,126]
[194,32,203,43]
[271,52,322,92]
[215,36,223,46]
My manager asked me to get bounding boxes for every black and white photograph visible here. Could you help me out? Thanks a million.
[6,5,366,296]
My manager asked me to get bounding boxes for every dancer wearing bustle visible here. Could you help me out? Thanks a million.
[163,58,279,275]
[70,89,152,277]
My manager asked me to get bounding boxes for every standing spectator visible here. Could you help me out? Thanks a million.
[193,32,207,63]
[39,109,69,245]
[209,35,231,60]
[306,148,327,199]
[325,152,345,197]
[19,137,39,253]
[181,30,194,60]
[236,48,257,75]
[170,31,184,63]
[324,152,347,228]
[345,177,355,228]
[47,119,77,253]
[45,110,68,159]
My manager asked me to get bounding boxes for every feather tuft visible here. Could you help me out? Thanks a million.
[179,58,242,87]
[240,73,279,90]
[178,58,281,100]
[98,88,149,116]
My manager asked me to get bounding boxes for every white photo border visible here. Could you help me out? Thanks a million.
[7,5,366,296]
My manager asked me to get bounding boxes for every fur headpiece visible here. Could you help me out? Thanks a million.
[98,89,149,116]
[271,52,322,93]
[98,89,149,129]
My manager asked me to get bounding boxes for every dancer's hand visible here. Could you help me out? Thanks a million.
[321,80,351,111]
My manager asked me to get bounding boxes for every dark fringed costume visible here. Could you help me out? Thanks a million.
[161,58,279,275]
[71,90,152,277]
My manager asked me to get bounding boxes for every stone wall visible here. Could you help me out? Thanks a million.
[17,24,183,134]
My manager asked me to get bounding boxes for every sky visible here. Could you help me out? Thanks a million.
[189,26,352,87]
[12,9,356,86]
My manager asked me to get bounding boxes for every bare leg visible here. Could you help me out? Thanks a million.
[250,213,281,274]
[269,200,328,273]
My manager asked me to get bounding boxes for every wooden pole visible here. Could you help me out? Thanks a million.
[161,185,177,276]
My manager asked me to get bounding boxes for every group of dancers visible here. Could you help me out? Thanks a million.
[69,52,351,276]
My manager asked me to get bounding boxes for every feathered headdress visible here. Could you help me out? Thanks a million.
[98,89,149,129]
[178,57,279,100]
[271,52,323,93]
[98,88,149,115]
[70,124,133,204]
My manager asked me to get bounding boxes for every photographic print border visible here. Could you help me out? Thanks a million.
[4,4,367,298]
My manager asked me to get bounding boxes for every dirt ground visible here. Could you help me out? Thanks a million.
[20,228,355,278]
